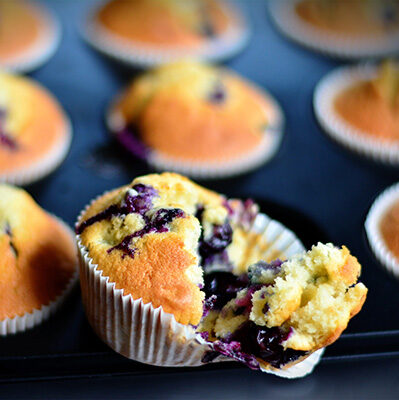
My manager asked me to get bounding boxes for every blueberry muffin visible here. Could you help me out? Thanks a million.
[108,61,283,178]
[0,184,76,329]
[77,172,276,324]
[0,72,71,184]
[77,173,367,371]
[334,60,399,143]
[86,0,248,66]
[0,0,59,72]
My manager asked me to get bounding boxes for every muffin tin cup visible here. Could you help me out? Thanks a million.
[268,0,399,59]
[107,89,284,180]
[76,191,324,378]
[365,182,399,278]
[82,1,250,68]
[1,2,61,73]
[0,118,72,186]
[314,64,399,165]
[0,219,78,336]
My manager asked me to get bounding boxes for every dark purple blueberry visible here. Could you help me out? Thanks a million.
[151,208,185,232]
[234,285,262,310]
[208,81,226,104]
[76,184,158,234]
[199,222,233,259]
[108,208,185,259]
[203,271,248,311]
[4,222,18,257]
[221,321,305,369]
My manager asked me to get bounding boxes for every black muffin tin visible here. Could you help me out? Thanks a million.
[1,0,399,383]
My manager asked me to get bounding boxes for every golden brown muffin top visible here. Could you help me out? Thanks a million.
[112,61,271,162]
[295,0,399,36]
[334,61,399,142]
[0,72,68,174]
[0,0,43,62]
[0,184,76,320]
[96,0,231,47]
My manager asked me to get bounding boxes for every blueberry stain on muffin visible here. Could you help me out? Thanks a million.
[0,109,18,151]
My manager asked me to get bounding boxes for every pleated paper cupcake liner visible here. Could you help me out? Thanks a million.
[76,190,324,378]
[1,2,61,73]
[82,0,250,68]
[0,219,78,336]
[0,119,72,186]
[268,0,399,59]
[365,182,399,279]
[107,89,284,179]
[314,64,399,165]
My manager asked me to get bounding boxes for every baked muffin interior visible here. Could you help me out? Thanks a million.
[199,243,367,369]
[77,173,367,370]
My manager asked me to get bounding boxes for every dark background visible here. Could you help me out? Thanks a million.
[2,0,399,398]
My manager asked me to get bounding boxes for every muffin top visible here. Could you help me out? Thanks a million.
[334,61,399,142]
[96,0,233,47]
[295,0,399,36]
[380,198,399,261]
[77,173,281,325]
[199,243,368,370]
[0,184,76,320]
[0,0,44,63]
[112,61,271,162]
[0,72,68,173]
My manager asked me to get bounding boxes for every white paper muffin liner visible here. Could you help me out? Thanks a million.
[82,0,250,68]
[0,118,72,186]
[107,87,284,179]
[76,191,324,378]
[268,0,399,59]
[0,219,78,336]
[314,64,399,165]
[1,2,61,73]
[365,182,399,278]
